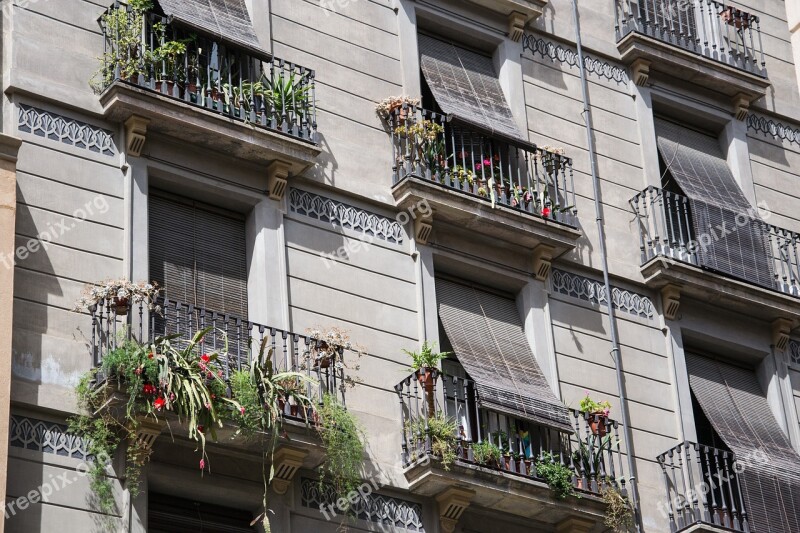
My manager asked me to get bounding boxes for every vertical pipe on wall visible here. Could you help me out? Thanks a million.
[569,0,641,529]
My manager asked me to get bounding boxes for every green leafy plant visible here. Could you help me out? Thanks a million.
[535,452,577,500]
[316,394,366,506]
[602,485,634,532]
[402,341,452,372]
[406,413,458,470]
[153,40,188,82]
[572,435,613,483]
[394,120,446,175]
[579,393,612,416]
[91,0,154,91]
[263,71,312,121]
[471,440,502,467]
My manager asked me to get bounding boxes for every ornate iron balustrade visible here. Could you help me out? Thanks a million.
[99,1,317,142]
[390,106,577,227]
[615,0,766,77]
[658,441,750,532]
[88,297,346,416]
[395,370,627,496]
[631,186,800,297]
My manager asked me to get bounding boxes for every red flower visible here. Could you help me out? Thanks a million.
[143,384,156,395]
[239,407,246,415]
[154,397,166,411]
[199,459,205,470]
[200,354,210,363]
[134,367,143,375]
[542,207,552,218]
[197,425,205,434]
[148,352,155,359]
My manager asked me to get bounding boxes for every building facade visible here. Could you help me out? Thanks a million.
[3,0,800,532]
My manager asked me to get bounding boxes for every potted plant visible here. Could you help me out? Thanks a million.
[406,413,458,470]
[153,38,187,95]
[262,71,312,125]
[307,326,353,369]
[403,341,452,416]
[91,0,155,91]
[394,119,446,177]
[720,6,751,30]
[536,452,577,499]
[74,279,160,316]
[471,440,502,468]
[580,393,612,436]
[376,95,420,125]
[572,435,612,489]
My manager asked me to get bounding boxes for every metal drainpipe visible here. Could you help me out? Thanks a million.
[569,0,641,530]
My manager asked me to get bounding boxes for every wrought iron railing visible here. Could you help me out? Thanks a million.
[99,1,317,142]
[615,0,766,77]
[631,186,800,297]
[88,297,346,416]
[395,370,627,496]
[390,105,577,227]
[658,441,750,532]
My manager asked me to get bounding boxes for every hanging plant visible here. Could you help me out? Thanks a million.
[602,485,634,532]
[535,452,577,500]
[315,393,366,507]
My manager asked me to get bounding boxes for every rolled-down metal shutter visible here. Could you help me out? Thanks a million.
[655,119,774,289]
[436,278,572,432]
[149,193,249,357]
[156,0,268,57]
[148,493,256,532]
[686,354,800,533]
[418,34,525,143]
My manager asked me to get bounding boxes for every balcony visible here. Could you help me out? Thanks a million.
[395,370,627,529]
[614,0,769,105]
[389,105,582,254]
[89,297,348,429]
[658,441,750,533]
[631,186,800,322]
[97,2,319,182]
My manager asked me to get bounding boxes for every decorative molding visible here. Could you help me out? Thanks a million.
[131,415,165,451]
[289,188,404,245]
[551,268,656,319]
[266,160,291,201]
[772,318,793,352]
[436,487,474,533]
[414,215,433,245]
[9,415,91,461]
[18,104,116,156]
[300,477,425,531]
[789,339,800,367]
[508,11,527,42]
[532,244,555,281]
[631,58,651,86]
[271,447,308,495]
[661,284,681,321]
[522,34,629,85]
[747,114,800,148]
[732,93,750,121]
[124,115,149,156]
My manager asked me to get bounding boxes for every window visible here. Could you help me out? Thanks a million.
[686,353,800,532]
[148,493,256,532]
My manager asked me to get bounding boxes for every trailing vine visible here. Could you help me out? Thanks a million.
[315,393,366,506]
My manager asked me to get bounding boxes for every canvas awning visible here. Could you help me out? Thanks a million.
[655,118,774,289]
[436,278,572,432]
[157,0,268,58]
[419,34,527,146]
[687,354,800,532]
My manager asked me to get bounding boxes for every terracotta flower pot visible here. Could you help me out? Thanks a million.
[589,413,608,437]
[391,104,410,125]
[112,296,129,316]
[502,454,512,471]
[417,368,436,417]
[523,458,533,476]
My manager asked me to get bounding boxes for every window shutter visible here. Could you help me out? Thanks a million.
[155,0,267,57]
[148,493,256,532]
[149,193,248,321]
[686,354,800,533]
[418,35,524,143]
[654,119,775,289]
[436,278,572,432]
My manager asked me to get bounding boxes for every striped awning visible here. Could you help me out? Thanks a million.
[687,354,800,533]
[419,34,524,144]
[157,0,268,58]
[436,278,572,433]
[655,119,774,289]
